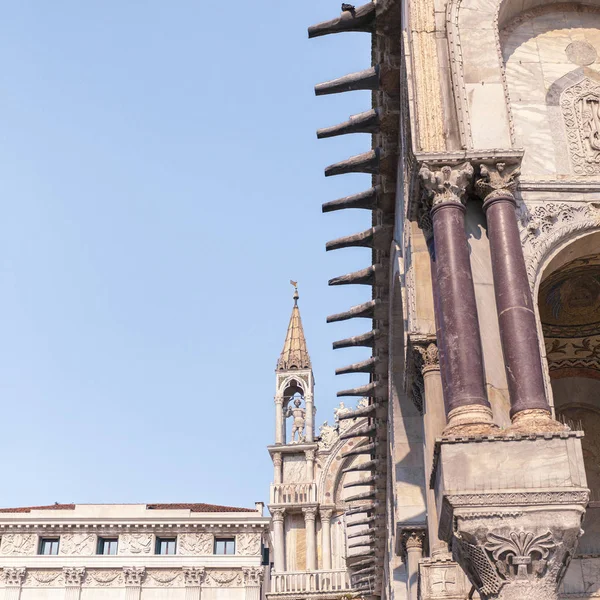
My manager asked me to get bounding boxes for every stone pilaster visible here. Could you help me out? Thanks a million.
[419,162,496,436]
[474,160,564,433]
[271,508,286,572]
[183,567,206,600]
[63,568,85,600]
[303,506,318,571]
[434,434,588,599]
[243,567,264,600]
[305,393,314,442]
[3,568,26,600]
[305,449,315,481]
[123,567,145,600]
[413,339,448,557]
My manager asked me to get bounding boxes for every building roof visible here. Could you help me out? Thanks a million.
[0,502,256,514]
[277,285,312,371]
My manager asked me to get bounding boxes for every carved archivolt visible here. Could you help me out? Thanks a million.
[517,202,600,290]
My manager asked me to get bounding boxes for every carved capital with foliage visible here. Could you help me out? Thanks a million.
[419,162,474,210]
[3,568,26,586]
[475,161,521,205]
[242,567,264,586]
[123,567,145,586]
[413,341,440,374]
[183,566,206,586]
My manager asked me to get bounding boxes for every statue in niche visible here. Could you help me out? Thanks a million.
[287,398,306,443]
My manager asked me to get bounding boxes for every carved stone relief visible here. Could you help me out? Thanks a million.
[123,566,146,586]
[3,568,26,586]
[0,534,36,555]
[27,570,62,587]
[237,533,261,556]
[146,569,182,587]
[517,201,600,289]
[178,533,213,555]
[242,566,264,586]
[283,455,306,483]
[562,78,600,176]
[183,566,206,586]
[119,533,153,555]
[63,567,86,586]
[206,570,243,587]
[60,533,96,555]
[84,569,123,587]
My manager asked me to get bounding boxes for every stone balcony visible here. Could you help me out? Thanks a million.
[269,483,317,505]
[268,569,352,597]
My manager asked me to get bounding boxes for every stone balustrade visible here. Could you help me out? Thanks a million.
[269,569,351,595]
[269,483,317,505]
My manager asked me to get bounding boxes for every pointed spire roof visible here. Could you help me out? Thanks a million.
[277,282,312,371]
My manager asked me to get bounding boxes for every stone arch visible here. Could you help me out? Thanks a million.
[448,0,600,149]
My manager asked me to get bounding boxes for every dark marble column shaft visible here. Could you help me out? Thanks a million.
[431,201,490,414]
[483,194,550,416]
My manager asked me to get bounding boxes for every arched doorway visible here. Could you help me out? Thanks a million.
[539,234,600,553]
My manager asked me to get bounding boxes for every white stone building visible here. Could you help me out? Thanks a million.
[0,502,269,600]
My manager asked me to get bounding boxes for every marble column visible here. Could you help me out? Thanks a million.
[272,508,286,572]
[303,507,317,571]
[183,567,206,600]
[2,568,26,600]
[63,568,85,600]
[475,162,563,433]
[123,567,145,600]
[305,394,314,442]
[402,530,426,600]
[414,341,447,556]
[275,396,285,444]
[420,162,496,435]
[320,508,333,569]
[243,567,264,600]
[273,452,282,484]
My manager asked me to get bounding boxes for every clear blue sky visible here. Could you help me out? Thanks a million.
[0,2,374,509]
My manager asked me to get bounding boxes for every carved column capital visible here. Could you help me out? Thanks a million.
[474,160,521,205]
[320,507,334,521]
[402,529,426,551]
[63,567,85,586]
[3,567,26,586]
[242,566,264,586]
[123,567,145,586]
[305,449,316,462]
[413,341,440,374]
[271,507,285,522]
[302,506,318,521]
[272,452,282,467]
[274,396,284,406]
[419,162,474,211]
[183,566,206,586]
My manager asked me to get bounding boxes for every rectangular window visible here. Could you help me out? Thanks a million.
[156,537,176,555]
[214,538,235,555]
[39,538,60,555]
[97,537,118,555]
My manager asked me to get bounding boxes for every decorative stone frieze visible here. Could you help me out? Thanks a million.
[84,569,123,587]
[434,435,588,599]
[178,533,213,555]
[60,533,96,555]
[206,570,243,587]
[119,533,153,555]
[183,566,206,586]
[0,534,36,556]
[238,533,261,556]
[146,569,182,587]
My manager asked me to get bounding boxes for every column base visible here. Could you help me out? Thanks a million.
[443,405,499,436]
[505,409,568,435]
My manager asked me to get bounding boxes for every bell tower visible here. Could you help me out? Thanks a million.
[268,283,319,575]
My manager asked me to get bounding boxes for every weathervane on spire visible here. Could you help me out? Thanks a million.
[290,280,299,305]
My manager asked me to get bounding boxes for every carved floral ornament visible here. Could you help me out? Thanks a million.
[419,162,474,208]
[183,566,206,586]
[3,568,26,586]
[63,567,86,586]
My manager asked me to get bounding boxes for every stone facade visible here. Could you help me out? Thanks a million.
[306,0,600,598]
[0,503,268,600]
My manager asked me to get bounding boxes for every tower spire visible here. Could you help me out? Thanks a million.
[277,281,311,371]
